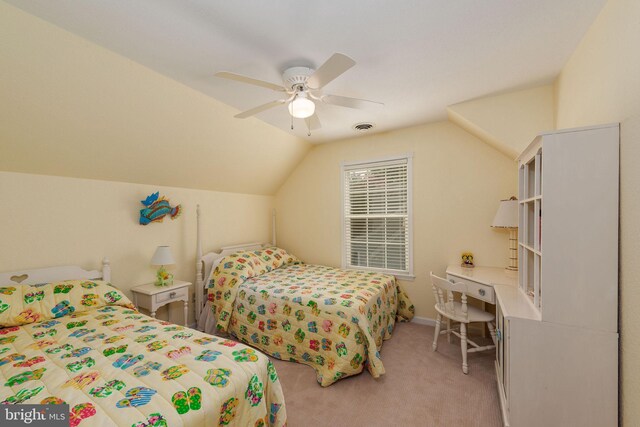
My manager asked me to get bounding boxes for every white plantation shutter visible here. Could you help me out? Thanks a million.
[342,156,413,276]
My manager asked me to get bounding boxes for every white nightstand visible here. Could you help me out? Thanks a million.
[131,280,192,326]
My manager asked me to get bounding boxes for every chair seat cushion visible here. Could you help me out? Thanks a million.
[436,301,495,323]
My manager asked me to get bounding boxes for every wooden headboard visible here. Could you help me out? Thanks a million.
[0,258,111,286]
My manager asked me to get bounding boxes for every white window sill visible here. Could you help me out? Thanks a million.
[343,266,415,281]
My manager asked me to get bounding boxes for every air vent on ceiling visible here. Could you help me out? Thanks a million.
[352,122,375,132]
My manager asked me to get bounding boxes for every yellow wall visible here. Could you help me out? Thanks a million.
[554,0,640,424]
[0,171,274,324]
[447,85,556,159]
[0,2,309,196]
[275,121,517,319]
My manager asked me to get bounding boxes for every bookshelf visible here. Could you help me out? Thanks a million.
[495,124,619,427]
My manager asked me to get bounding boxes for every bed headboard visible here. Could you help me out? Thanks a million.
[0,258,111,286]
[194,204,275,322]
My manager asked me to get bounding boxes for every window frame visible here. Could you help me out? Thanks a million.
[340,153,414,280]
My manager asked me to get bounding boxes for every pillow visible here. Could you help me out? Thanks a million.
[209,246,300,290]
[0,280,134,327]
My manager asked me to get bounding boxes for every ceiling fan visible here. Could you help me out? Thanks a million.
[215,53,383,134]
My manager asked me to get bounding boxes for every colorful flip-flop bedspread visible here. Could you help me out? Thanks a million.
[207,247,414,386]
[0,280,286,426]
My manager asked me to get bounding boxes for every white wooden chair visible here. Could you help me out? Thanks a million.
[430,272,496,374]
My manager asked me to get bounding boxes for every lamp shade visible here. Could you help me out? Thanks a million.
[491,198,519,228]
[151,246,175,266]
[288,93,315,119]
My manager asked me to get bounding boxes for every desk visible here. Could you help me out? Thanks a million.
[446,265,518,305]
[446,265,518,337]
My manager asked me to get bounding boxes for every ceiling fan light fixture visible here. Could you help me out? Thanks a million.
[288,92,315,119]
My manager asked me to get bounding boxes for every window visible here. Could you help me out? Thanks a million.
[342,155,413,278]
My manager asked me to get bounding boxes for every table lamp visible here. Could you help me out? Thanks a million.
[151,245,175,286]
[491,197,519,271]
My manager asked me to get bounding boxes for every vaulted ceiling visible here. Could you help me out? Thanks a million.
[4,0,606,142]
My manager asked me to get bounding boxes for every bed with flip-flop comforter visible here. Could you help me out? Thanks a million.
[0,280,286,427]
[206,247,414,386]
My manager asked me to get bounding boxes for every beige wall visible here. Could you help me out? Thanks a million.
[554,0,640,424]
[0,171,274,324]
[448,85,556,159]
[0,2,309,196]
[275,121,517,319]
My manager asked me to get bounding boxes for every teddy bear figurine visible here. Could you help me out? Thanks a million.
[461,252,475,268]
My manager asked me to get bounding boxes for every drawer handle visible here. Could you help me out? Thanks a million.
[169,292,176,298]
[479,288,486,296]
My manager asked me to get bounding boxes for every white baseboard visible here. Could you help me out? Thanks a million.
[411,316,437,326]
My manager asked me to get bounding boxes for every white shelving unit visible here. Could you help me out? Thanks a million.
[495,124,619,427]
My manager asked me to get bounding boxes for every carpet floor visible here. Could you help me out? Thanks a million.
[270,322,502,427]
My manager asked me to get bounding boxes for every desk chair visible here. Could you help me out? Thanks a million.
[430,272,496,374]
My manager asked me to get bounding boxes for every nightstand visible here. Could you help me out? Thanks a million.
[131,280,192,326]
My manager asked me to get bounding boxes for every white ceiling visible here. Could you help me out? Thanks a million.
[5,0,607,143]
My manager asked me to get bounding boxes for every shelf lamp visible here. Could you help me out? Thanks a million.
[492,197,519,271]
[151,246,175,286]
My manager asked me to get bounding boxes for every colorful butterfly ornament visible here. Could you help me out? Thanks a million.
[171,387,202,414]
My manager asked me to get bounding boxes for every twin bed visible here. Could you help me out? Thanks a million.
[0,262,286,427]
[194,209,414,387]
[0,209,414,426]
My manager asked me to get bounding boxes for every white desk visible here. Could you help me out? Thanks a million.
[446,265,518,305]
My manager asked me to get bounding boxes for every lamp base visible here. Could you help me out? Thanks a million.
[507,228,518,271]
[155,266,174,287]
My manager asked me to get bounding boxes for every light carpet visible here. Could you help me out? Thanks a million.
[270,322,502,427]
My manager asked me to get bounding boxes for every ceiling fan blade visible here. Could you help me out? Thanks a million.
[306,53,356,89]
[234,100,285,118]
[305,114,322,131]
[215,71,286,92]
[322,94,384,110]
